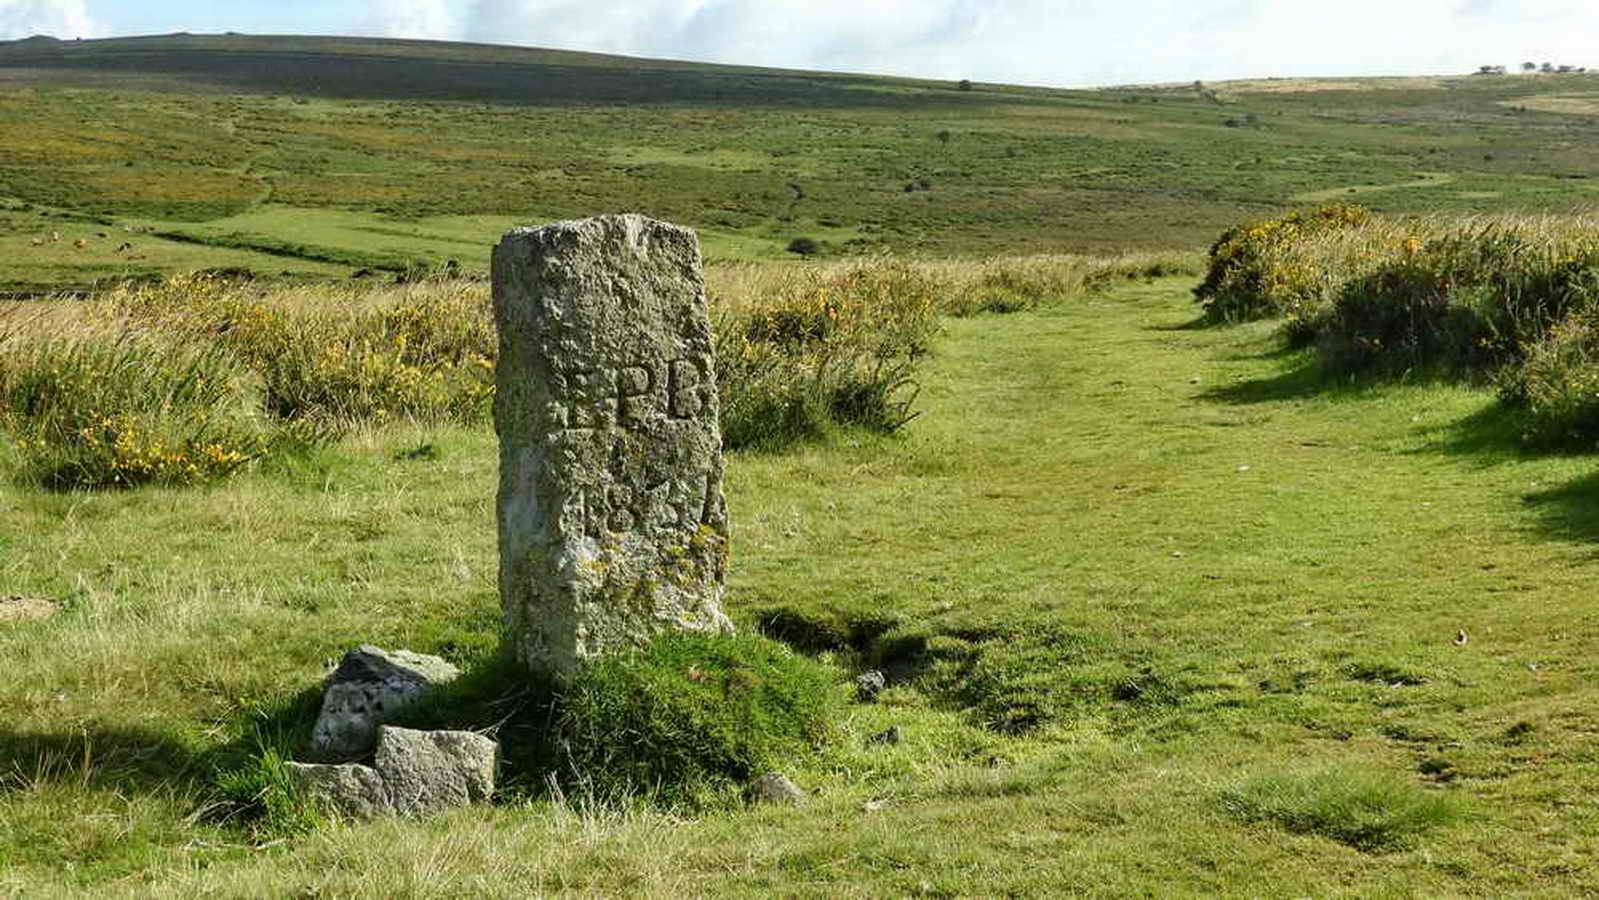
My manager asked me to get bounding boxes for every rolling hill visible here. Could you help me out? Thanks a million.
[2,33,1598,292]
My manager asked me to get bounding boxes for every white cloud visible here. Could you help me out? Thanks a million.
[367,0,459,41]
[358,0,1599,86]
[0,0,103,40]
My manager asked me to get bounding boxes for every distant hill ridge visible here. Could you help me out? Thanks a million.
[0,32,973,103]
[0,32,1346,88]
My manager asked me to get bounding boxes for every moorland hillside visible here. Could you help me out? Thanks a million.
[2,33,1598,292]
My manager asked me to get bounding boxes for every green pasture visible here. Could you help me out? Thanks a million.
[4,277,1599,894]
[4,32,1599,896]
[3,35,1599,290]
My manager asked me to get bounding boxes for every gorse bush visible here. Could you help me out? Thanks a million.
[1193,204,1372,323]
[114,273,496,426]
[0,314,265,488]
[1201,209,1599,446]
[1503,310,1599,446]
[1318,225,1599,377]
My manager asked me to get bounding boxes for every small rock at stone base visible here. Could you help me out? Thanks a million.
[311,645,461,757]
[855,669,887,702]
[287,727,498,820]
[749,772,806,806]
[285,761,390,820]
[375,726,498,816]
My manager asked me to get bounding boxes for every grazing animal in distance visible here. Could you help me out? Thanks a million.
[116,242,133,253]
[72,238,87,249]
[30,237,44,246]
[49,231,61,242]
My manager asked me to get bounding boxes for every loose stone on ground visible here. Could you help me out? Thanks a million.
[311,645,461,757]
[377,727,498,816]
[0,596,59,623]
[288,726,498,819]
[749,773,807,806]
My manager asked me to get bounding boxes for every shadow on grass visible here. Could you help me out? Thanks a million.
[1218,343,1304,363]
[0,684,323,815]
[1402,401,1528,464]
[1188,341,1599,546]
[1519,470,1599,545]
[1197,363,1350,405]
[1145,315,1211,332]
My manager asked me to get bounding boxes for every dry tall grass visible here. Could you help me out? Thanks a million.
[0,252,1201,486]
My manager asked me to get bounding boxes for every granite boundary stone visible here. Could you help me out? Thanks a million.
[493,214,733,678]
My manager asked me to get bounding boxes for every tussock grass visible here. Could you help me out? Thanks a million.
[1221,767,1463,852]
[554,633,844,808]
[711,258,939,449]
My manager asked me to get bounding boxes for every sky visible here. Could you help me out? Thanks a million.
[2,0,1597,88]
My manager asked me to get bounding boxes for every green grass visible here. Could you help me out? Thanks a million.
[5,32,1599,893]
[1220,766,1463,852]
[7,275,1599,893]
[5,35,1599,290]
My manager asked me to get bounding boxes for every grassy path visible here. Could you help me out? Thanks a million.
[5,278,1599,895]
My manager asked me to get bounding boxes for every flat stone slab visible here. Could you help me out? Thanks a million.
[0,596,59,623]
[287,726,497,819]
[286,760,391,820]
[311,645,460,757]
[493,214,732,677]
[376,726,498,816]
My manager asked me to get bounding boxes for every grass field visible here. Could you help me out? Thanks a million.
[7,31,1599,896]
[6,274,1599,894]
[3,35,1599,291]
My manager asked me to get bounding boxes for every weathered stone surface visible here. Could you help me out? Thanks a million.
[749,772,806,806]
[311,645,460,757]
[288,728,497,819]
[375,726,498,816]
[855,669,887,703]
[0,595,58,623]
[493,215,733,678]
[285,761,390,819]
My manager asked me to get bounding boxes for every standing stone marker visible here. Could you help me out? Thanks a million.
[493,214,732,678]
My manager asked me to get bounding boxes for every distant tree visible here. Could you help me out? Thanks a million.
[786,237,819,256]
[1541,62,1555,73]
[958,79,973,91]
[936,129,952,145]
[1522,61,1538,72]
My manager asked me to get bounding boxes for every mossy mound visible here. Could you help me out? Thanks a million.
[554,631,844,806]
